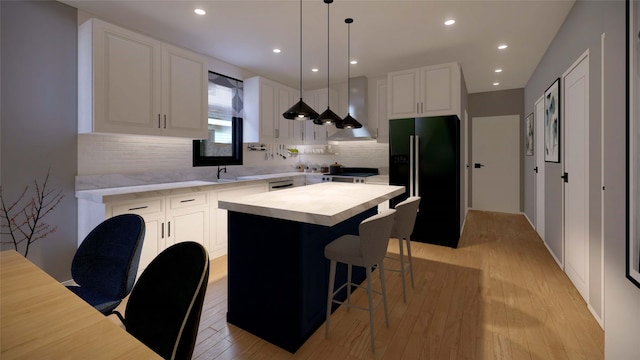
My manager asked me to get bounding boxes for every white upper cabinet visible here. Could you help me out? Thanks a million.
[244,76,297,143]
[161,44,209,138]
[387,62,462,119]
[78,18,208,138]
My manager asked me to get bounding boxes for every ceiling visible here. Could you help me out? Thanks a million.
[60,0,576,94]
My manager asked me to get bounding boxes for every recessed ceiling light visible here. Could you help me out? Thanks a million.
[312,68,319,72]
[498,44,508,50]
[493,82,500,86]
[444,19,455,26]
[350,60,358,65]
[494,68,503,73]
[273,48,281,53]
[194,8,206,15]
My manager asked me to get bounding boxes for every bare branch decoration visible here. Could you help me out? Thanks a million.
[0,169,64,258]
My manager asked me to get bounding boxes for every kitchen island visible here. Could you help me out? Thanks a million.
[218,182,404,353]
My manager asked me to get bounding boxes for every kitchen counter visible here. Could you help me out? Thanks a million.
[218,182,403,227]
[75,173,307,203]
[236,172,304,181]
[223,182,405,353]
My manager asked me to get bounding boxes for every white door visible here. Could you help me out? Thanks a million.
[563,51,590,302]
[535,95,546,241]
[471,115,520,213]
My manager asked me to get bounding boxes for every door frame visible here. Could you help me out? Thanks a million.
[471,115,521,213]
[562,48,590,303]
[464,109,469,216]
[535,95,545,242]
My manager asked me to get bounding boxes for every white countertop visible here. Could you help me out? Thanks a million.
[218,182,405,227]
[75,180,219,202]
[236,172,305,181]
[75,173,309,203]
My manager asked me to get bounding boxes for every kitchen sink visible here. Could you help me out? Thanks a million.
[215,178,237,183]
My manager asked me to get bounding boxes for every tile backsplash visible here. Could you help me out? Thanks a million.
[78,133,192,175]
[77,133,388,189]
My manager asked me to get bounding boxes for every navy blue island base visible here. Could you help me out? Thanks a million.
[226,207,377,353]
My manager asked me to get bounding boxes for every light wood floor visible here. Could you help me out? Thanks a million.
[184,210,604,359]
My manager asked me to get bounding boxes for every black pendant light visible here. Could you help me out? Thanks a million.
[336,18,363,129]
[313,0,343,126]
[283,0,319,120]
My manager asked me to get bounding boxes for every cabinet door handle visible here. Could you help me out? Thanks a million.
[128,205,148,211]
[276,128,279,138]
[417,103,419,113]
[180,199,195,203]
[161,222,164,239]
[168,221,171,237]
[164,115,167,129]
[158,114,161,128]
[421,102,424,113]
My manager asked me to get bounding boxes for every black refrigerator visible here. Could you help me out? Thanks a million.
[389,115,460,248]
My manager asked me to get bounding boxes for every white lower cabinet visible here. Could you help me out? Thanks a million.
[77,180,271,275]
[108,192,208,275]
[106,197,166,277]
[165,192,209,248]
[209,183,269,259]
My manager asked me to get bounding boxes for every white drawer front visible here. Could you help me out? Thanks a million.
[169,192,207,210]
[112,199,163,216]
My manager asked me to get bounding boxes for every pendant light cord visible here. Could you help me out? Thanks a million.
[326,0,330,107]
[347,20,350,115]
[299,0,303,98]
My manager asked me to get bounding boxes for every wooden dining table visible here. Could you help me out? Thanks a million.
[0,250,161,359]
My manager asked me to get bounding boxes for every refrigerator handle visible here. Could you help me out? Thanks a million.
[409,135,415,196]
[415,135,420,196]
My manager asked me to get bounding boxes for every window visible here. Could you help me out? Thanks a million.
[193,72,243,166]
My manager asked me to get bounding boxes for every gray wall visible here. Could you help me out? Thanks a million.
[524,0,607,322]
[468,89,524,210]
[602,1,640,358]
[0,0,78,281]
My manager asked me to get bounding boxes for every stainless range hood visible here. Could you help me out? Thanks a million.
[328,76,375,141]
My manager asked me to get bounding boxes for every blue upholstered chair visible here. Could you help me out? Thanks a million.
[66,214,145,316]
[119,241,210,360]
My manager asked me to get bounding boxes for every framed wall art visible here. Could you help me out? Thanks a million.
[544,78,560,163]
[525,112,534,156]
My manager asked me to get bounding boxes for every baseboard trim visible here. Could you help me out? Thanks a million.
[522,212,535,230]
[543,241,563,269]
[460,211,468,235]
[588,304,604,329]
